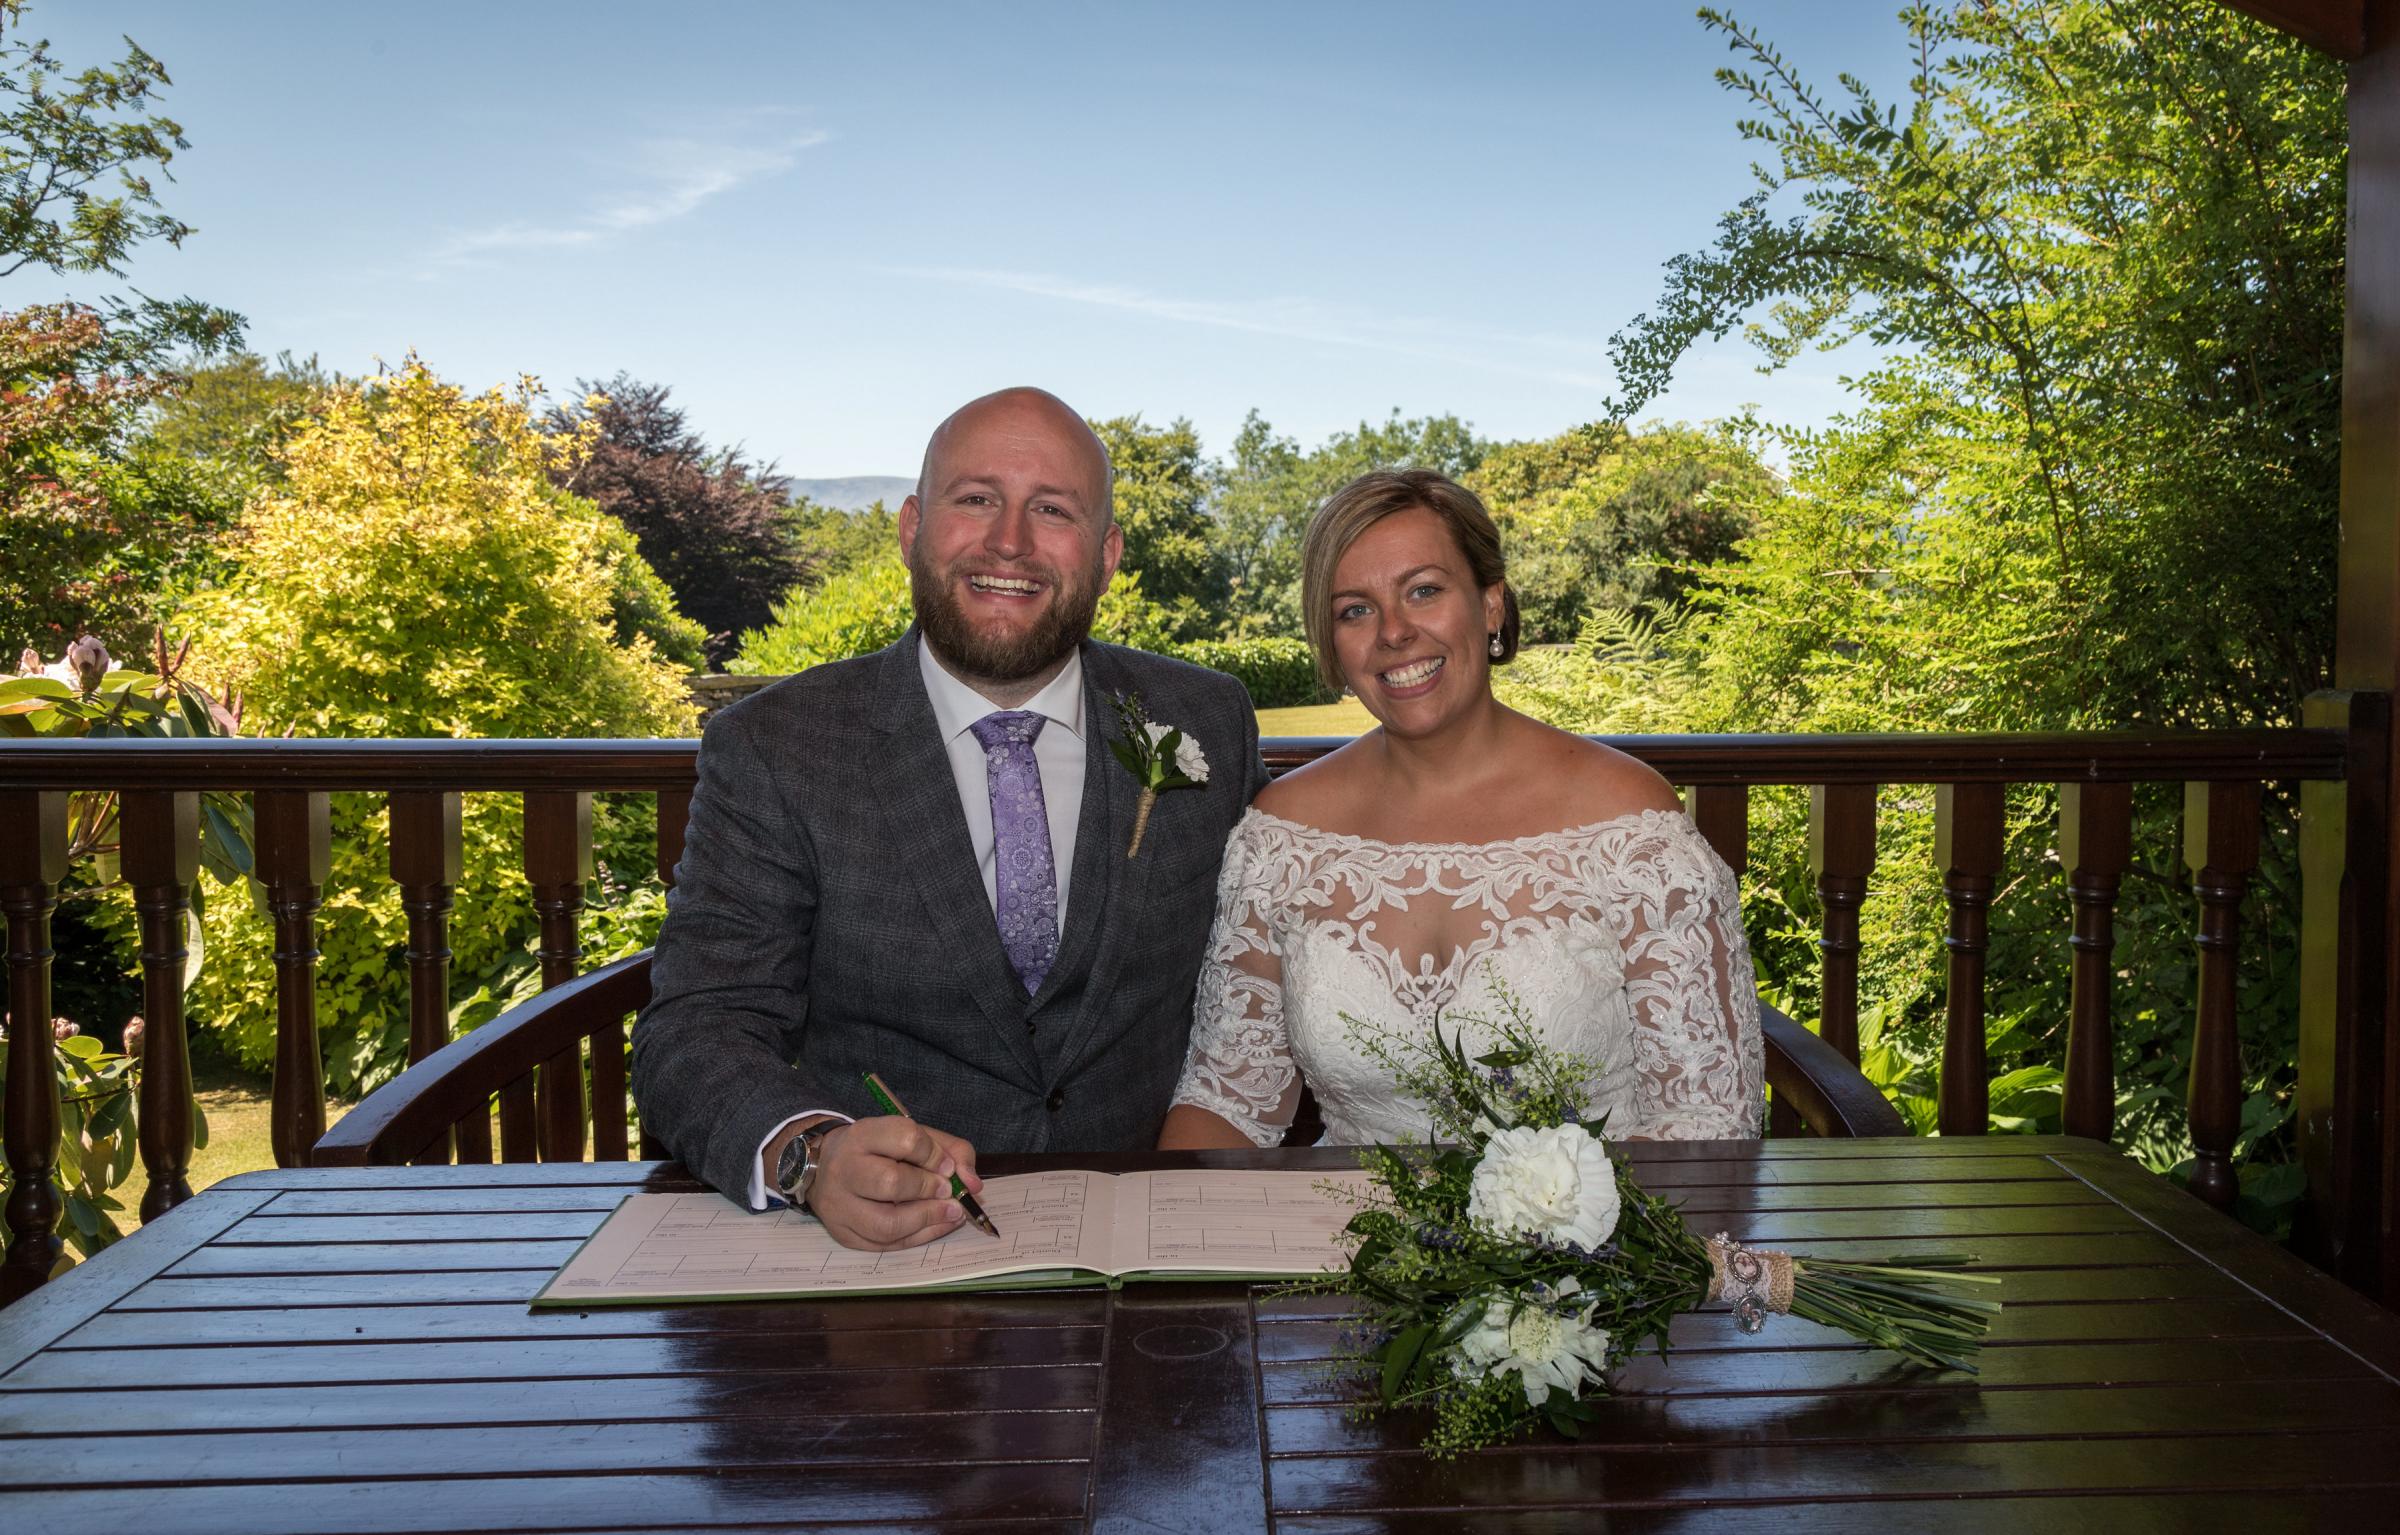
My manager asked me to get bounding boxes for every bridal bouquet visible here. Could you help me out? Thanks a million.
[1308,993,2002,1456]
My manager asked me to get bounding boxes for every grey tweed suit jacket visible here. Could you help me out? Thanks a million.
[632,628,1270,1202]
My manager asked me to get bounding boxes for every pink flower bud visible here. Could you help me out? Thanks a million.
[51,1017,79,1041]
[65,634,110,693]
[121,1016,146,1058]
[14,647,37,675]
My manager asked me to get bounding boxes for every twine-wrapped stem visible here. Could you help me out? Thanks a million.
[1127,787,1158,858]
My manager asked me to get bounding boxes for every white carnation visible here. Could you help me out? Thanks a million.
[1466,1123,1621,1250]
[1145,720,1209,783]
[1452,1278,1612,1403]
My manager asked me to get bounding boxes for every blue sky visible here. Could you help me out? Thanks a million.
[17,2,1913,477]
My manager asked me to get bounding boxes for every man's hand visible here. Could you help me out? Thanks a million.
[804,1116,985,1251]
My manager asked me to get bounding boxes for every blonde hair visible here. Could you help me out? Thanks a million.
[1299,468,1520,695]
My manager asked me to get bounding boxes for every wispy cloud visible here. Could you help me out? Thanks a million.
[426,125,829,271]
[890,265,1617,392]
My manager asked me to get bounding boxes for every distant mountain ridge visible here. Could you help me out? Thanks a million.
[787,475,912,512]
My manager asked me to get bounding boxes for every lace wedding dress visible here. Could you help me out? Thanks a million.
[1169,807,1764,1146]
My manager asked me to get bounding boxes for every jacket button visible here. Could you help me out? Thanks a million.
[1046,1089,1065,1113]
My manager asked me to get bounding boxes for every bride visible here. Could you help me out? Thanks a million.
[1159,469,1762,1149]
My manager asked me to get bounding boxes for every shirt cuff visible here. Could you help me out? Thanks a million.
[748,1109,855,1211]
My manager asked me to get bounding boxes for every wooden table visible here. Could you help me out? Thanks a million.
[4,1137,2399,1533]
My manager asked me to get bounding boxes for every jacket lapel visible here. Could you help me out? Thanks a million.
[869,630,1044,1087]
[1039,644,1158,1070]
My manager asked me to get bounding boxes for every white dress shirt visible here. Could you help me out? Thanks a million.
[747,640,1090,1209]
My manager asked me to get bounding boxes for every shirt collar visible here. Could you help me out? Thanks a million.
[918,635,1087,744]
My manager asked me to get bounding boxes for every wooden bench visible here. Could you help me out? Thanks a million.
[312,947,1903,1167]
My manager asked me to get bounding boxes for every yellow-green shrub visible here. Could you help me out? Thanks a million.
[118,361,698,1092]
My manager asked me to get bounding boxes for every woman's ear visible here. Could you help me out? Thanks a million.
[1483,582,1507,637]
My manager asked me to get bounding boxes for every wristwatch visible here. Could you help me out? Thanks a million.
[773,1121,842,1210]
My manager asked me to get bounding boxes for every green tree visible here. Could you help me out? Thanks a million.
[0,0,240,362]
[1470,419,1779,642]
[0,303,233,656]
[1609,0,2341,729]
[1592,0,2342,1216]
[1209,411,1486,636]
[1091,414,1220,634]
[140,350,331,499]
[783,499,899,585]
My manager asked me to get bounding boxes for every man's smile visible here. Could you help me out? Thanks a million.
[966,573,1047,600]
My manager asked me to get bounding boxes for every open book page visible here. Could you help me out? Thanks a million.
[537,1170,1122,1304]
[1105,1168,1375,1276]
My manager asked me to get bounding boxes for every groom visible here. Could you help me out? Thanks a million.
[633,387,1267,1250]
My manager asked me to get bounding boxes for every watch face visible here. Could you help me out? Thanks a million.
[775,1135,809,1197]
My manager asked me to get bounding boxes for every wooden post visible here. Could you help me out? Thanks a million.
[2323,0,2400,1303]
[1936,784,2005,1137]
[256,792,331,1168]
[656,788,691,890]
[2061,782,2134,1143]
[1686,784,1749,879]
[391,791,469,1164]
[2185,781,2262,1212]
[1808,785,1877,1062]
[524,791,591,1163]
[2297,691,2388,1281]
[121,791,199,1222]
[0,791,69,1302]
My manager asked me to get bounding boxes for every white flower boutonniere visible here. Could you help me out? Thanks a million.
[1109,690,1208,858]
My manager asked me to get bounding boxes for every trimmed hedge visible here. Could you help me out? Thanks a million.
[1169,635,1322,710]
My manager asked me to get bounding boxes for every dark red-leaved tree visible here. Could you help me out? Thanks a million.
[548,375,808,667]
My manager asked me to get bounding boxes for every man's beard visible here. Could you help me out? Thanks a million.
[910,550,1107,684]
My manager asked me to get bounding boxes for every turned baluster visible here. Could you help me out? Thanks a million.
[121,791,199,1222]
[391,791,470,1163]
[2184,780,2261,1211]
[1,791,69,1302]
[1808,785,1877,1063]
[525,791,591,1163]
[257,792,330,1168]
[1936,783,2005,1136]
[2060,782,2132,1142]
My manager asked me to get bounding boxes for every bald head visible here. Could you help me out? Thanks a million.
[915,387,1114,524]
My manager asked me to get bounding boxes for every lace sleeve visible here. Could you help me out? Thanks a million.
[1607,816,1764,1139]
[1170,816,1302,1148]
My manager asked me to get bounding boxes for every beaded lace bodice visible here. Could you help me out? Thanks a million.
[1169,807,1764,1146]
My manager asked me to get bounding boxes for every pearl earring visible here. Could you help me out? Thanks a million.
[1488,634,1504,659]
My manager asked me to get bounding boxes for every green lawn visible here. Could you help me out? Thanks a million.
[1258,698,1377,736]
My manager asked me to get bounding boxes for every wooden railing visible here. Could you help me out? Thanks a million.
[0,727,2373,1304]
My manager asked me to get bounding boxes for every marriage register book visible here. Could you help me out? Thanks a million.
[532,1167,1374,1306]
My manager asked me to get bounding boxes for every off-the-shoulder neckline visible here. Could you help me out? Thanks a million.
[1240,804,1696,853]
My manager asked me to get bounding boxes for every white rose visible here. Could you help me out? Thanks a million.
[1466,1123,1621,1250]
[1451,1278,1612,1404]
[1145,721,1209,783]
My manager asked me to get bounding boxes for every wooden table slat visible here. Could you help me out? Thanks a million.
[1265,1430,2400,1513]
[0,1366,1103,1435]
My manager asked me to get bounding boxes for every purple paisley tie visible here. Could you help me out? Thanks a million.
[970,711,1059,994]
